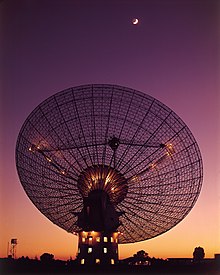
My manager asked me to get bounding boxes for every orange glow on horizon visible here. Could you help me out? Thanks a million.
[0,167,219,261]
[0,204,219,261]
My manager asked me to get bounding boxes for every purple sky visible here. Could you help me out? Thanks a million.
[0,0,219,259]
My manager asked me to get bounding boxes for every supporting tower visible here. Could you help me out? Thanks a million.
[77,189,121,265]
[76,164,127,265]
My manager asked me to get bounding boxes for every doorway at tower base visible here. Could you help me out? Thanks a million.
[77,231,119,265]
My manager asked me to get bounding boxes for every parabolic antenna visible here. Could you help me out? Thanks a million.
[16,84,203,246]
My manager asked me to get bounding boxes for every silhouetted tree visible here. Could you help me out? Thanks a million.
[40,253,54,262]
[17,256,30,263]
[193,246,205,262]
[133,250,150,265]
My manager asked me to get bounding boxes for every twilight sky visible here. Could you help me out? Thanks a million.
[0,0,219,260]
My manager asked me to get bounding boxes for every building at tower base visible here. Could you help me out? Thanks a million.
[77,231,119,265]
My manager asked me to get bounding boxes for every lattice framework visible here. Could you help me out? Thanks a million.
[16,84,203,243]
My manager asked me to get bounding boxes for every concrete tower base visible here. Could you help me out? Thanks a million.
[77,231,119,265]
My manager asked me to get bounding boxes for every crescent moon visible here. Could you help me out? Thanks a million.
[132,18,139,25]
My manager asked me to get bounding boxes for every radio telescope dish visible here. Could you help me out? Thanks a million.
[16,84,203,244]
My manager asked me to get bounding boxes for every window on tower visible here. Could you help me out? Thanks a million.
[96,259,100,264]
[88,247,92,253]
[81,259,85,265]
[104,237,108,242]
[88,237,92,244]
[103,247,107,253]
